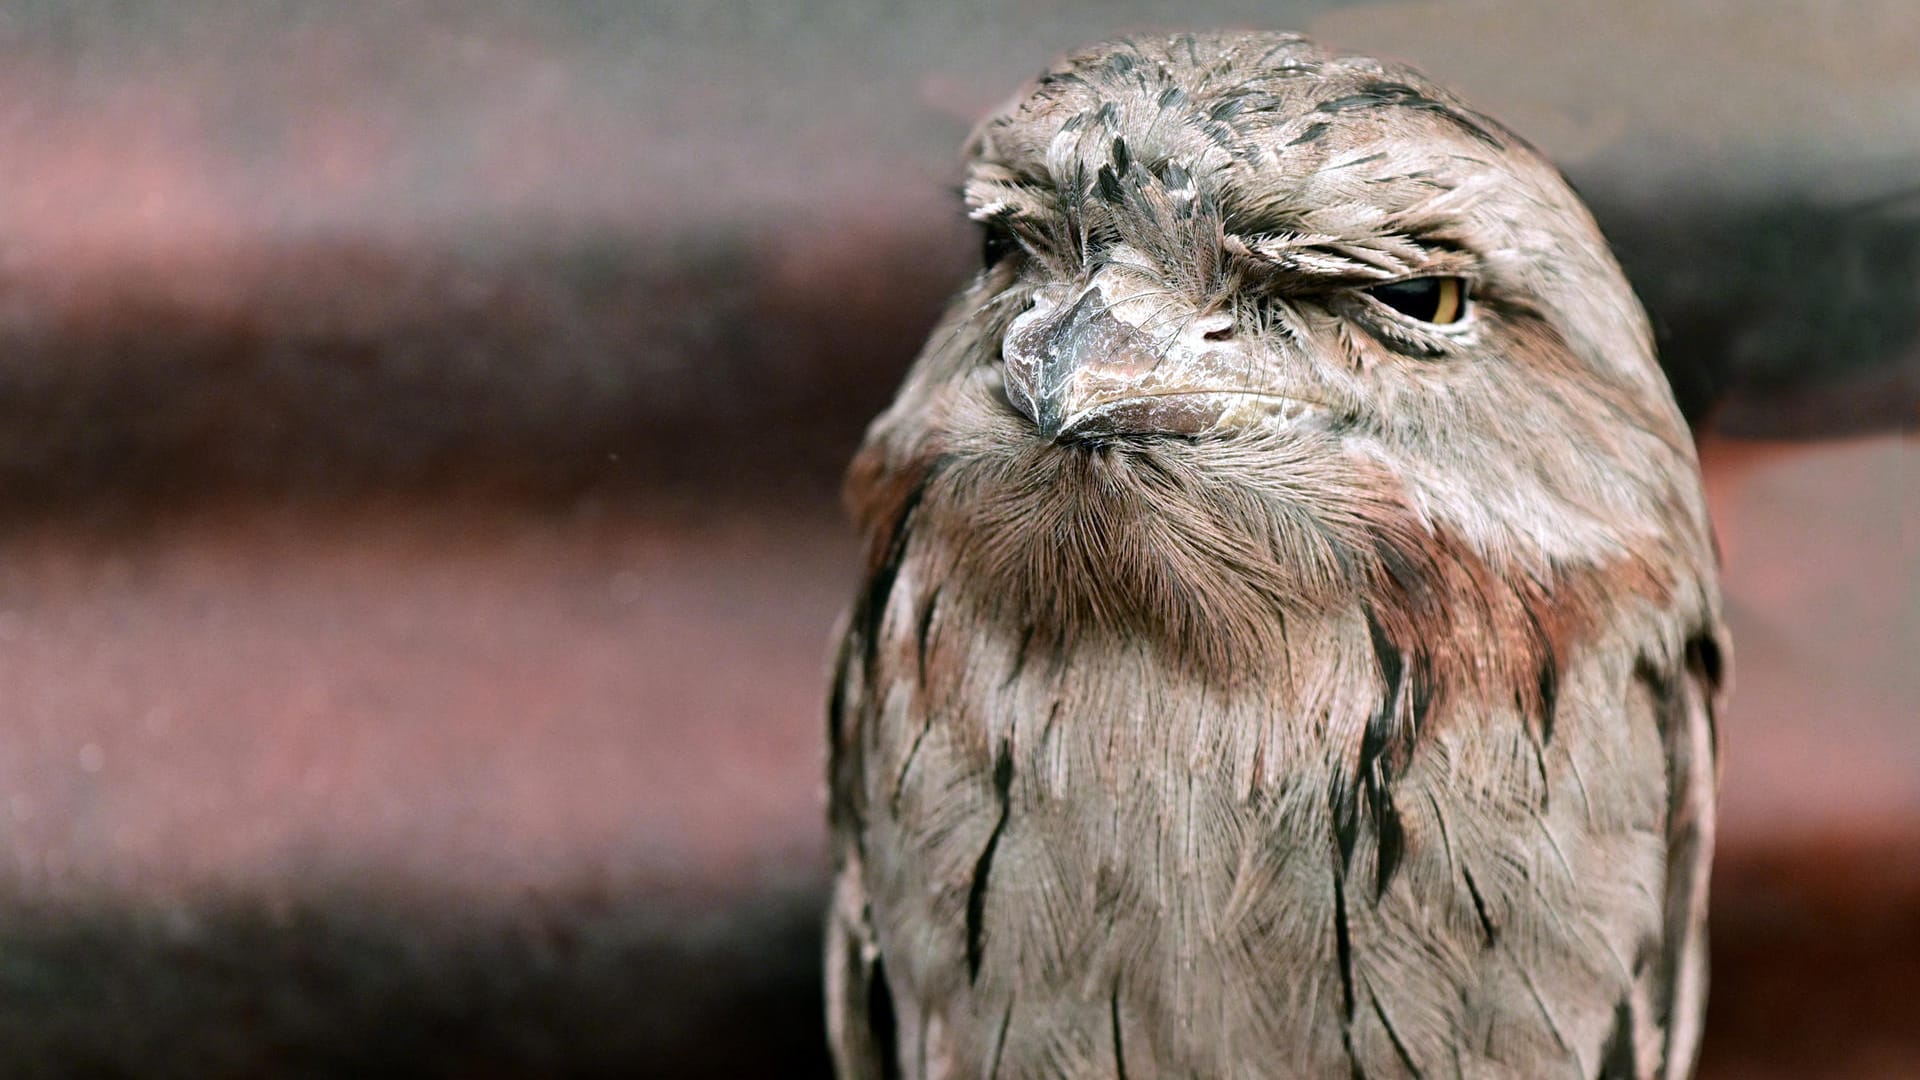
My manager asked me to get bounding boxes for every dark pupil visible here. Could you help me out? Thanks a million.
[1369,278,1445,321]
[981,222,1019,269]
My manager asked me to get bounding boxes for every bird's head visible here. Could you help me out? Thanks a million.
[850,32,1714,676]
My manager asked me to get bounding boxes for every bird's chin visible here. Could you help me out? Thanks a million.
[923,413,1366,674]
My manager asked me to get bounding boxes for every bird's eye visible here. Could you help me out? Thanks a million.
[1365,276,1469,325]
[981,219,1021,270]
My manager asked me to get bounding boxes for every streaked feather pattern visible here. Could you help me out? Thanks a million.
[829,31,1725,1080]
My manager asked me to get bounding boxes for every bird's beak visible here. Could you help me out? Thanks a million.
[999,272,1281,440]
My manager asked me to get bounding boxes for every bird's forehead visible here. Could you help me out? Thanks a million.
[967,33,1523,228]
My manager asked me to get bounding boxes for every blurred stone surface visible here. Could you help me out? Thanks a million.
[0,0,1913,1076]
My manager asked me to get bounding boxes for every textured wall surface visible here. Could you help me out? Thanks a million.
[0,2,1913,1077]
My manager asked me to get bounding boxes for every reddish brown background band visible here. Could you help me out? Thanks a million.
[0,2,1913,1076]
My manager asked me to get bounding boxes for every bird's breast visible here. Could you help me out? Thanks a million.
[845,533,1667,1078]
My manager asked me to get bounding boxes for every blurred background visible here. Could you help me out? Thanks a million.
[0,1,1912,1076]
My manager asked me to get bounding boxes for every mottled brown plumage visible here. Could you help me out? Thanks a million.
[827,32,1727,1080]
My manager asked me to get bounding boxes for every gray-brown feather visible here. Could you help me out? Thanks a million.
[828,31,1724,1080]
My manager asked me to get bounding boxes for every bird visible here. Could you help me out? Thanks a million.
[825,31,1727,1080]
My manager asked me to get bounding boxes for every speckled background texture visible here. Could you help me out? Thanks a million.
[0,2,1913,1077]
